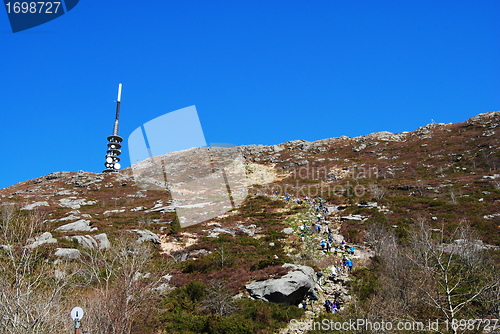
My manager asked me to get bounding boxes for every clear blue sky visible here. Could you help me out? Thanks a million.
[1,1,499,189]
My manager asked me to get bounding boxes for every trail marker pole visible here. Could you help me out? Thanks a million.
[70,307,84,334]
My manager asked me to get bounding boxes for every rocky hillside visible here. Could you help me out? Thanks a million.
[0,111,499,333]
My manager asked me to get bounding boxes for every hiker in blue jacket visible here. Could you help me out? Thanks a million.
[346,259,353,273]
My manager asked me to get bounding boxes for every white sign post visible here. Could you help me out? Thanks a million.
[70,307,84,334]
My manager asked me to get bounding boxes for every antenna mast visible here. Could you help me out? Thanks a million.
[113,83,122,135]
[103,83,124,172]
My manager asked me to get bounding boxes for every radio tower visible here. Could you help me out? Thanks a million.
[103,83,123,172]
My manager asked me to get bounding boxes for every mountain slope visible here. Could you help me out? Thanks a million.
[0,111,498,333]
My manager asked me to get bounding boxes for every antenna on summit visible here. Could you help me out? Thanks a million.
[103,83,124,172]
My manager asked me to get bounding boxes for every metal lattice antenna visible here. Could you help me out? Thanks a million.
[113,83,122,135]
[103,84,124,173]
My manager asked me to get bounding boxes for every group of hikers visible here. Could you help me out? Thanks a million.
[320,236,355,255]
[302,299,341,313]
[278,193,357,315]
[329,256,354,275]
[301,282,345,314]
[323,299,340,313]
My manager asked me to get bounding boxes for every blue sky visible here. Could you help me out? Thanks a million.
[0,0,498,189]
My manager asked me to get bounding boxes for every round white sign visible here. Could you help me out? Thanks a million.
[70,307,84,320]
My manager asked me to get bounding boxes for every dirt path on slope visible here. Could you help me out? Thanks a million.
[279,201,375,334]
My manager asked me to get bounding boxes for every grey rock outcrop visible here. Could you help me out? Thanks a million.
[237,224,258,236]
[131,229,161,244]
[94,233,111,249]
[54,248,81,259]
[66,235,98,249]
[145,204,176,213]
[103,209,126,215]
[208,227,236,238]
[55,219,94,232]
[154,274,175,293]
[353,143,367,152]
[21,201,50,210]
[246,264,316,305]
[364,131,407,142]
[341,214,368,221]
[28,232,57,248]
[58,198,97,209]
[57,214,82,221]
[357,202,379,209]
[66,233,110,249]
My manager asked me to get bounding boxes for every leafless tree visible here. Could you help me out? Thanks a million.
[80,239,163,334]
[0,206,77,333]
[366,219,499,333]
[482,151,498,171]
[415,180,426,196]
[407,220,499,334]
[369,184,386,201]
[449,190,457,205]
[366,223,416,318]
[214,243,233,268]
[366,223,395,255]
[200,280,236,316]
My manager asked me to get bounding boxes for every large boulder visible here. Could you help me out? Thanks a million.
[245,264,316,305]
